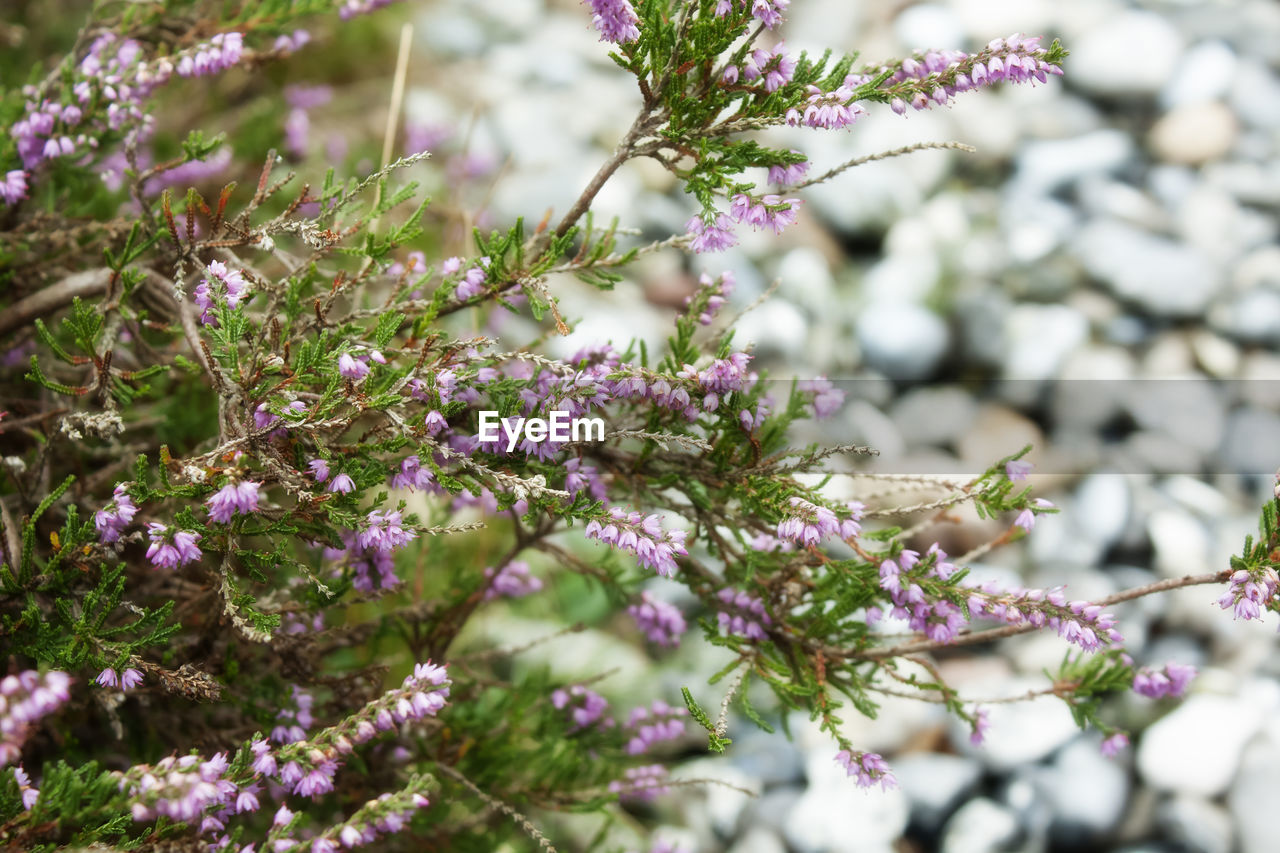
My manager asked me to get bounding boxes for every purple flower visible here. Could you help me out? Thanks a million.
[584,0,641,43]
[193,260,250,325]
[767,154,809,186]
[1217,567,1278,622]
[625,700,686,754]
[685,213,738,253]
[745,42,796,92]
[729,193,801,235]
[95,668,118,688]
[970,707,991,745]
[627,592,686,647]
[608,764,669,801]
[483,561,543,600]
[206,479,263,523]
[1133,663,1196,699]
[12,766,38,810]
[175,32,244,78]
[834,749,896,790]
[338,352,370,381]
[308,458,330,482]
[1005,459,1033,481]
[0,170,27,205]
[787,85,866,130]
[119,668,144,691]
[551,685,610,730]
[358,510,416,552]
[1100,733,1129,758]
[145,523,202,569]
[328,472,355,494]
[715,587,771,641]
[95,483,138,543]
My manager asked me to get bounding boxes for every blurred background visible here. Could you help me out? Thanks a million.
[9,0,1280,849]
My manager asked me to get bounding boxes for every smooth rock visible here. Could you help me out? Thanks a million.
[1068,12,1184,97]
[940,798,1022,853]
[1001,304,1089,381]
[1230,61,1280,129]
[893,753,983,834]
[1210,290,1280,346]
[1229,728,1280,853]
[1124,377,1224,456]
[1161,40,1239,107]
[956,406,1043,472]
[782,752,909,853]
[890,387,978,448]
[675,759,760,838]
[1036,737,1130,842]
[1073,221,1223,319]
[1149,102,1238,166]
[1012,130,1136,195]
[855,302,950,381]
[1148,509,1213,579]
[731,729,805,788]
[729,827,788,853]
[957,680,1080,771]
[1137,694,1265,796]
[1157,796,1233,853]
[1218,407,1280,475]
[1074,474,1132,549]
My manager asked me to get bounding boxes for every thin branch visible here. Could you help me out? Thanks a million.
[437,764,559,853]
[0,268,112,339]
[791,141,977,191]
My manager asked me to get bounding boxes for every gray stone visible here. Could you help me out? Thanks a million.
[1150,102,1239,166]
[1157,796,1234,853]
[782,751,909,853]
[1036,738,1130,841]
[893,753,982,833]
[1137,694,1266,796]
[1230,61,1280,130]
[1218,407,1280,475]
[1210,290,1280,346]
[855,302,949,381]
[728,827,787,853]
[731,729,805,788]
[1073,474,1132,549]
[1124,378,1225,458]
[957,680,1079,771]
[1012,130,1136,195]
[940,798,1022,853]
[1229,728,1280,853]
[1148,509,1213,579]
[1068,12,1184,97]
[740,786,802,834]
[1002,304,1089,381]
[890,387,978,449]
[1161,40,1239,108]
[1073,221,1223,319]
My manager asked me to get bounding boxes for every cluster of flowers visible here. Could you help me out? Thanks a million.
[729,192,802,236]
[483,561,543,600]
[715,587,772,641]
[310,458,356,494]
[964,579,1123,654]
[95,667,144,691]
[551,685,612,731]
[627,591,687,647]
[875,33,1065,115]
[714,0,791,29]
[5,28,251,205]
[194,260,252,326]
[584,0,641,44]
[608,764,670,801]
[1,670,72,767]
[145,523,203,569]
[585,508,689,579]
[1133,663,1196,700]
[724,42,797,91]
[206,478,263,524]
[320,790,432,851]
[1217,566,1278,621]
[271,685,316,745]
[684,271,736,326]
[877,545,968,643]
[786,84,867,130]
[94,483,138,543]
[624,701,687,755]
[834,749,896,790]
[775,496,863,547]
[321,511,418,593]
[118,751,241,825]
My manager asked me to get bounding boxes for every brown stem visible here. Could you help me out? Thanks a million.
[0,268,113,339]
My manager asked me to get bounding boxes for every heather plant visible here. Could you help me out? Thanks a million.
[0,1,1275,851]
